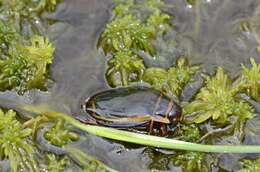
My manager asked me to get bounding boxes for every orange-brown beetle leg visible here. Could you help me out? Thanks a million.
[148,120,154,135]
[160,124,168,136]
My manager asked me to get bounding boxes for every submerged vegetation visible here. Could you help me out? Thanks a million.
[143,58,200,98]
[238,158,260,172]
[0,0,259,171]
[0,109,38,172]
[99,0,172,87]
[0,36,54,94]
[0,0,57,94]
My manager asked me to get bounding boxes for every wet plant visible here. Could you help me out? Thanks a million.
[233,58,260,102]
[44,154,69,172]
[185,67,255,123]
[0,109,39,172]
[174,124,201,142]
[172,152,209,172]
[66,146,117,172]
[98,15,155,55]
[0,35,54,94]
[106,50,145,87]
[44,119,80,147]
[238,158,260,172]
[184,67,255,140]
[35,0,62,13]
[0,0,59,94]
[147,10,171,35]
[99,0,173,87]
[143,57,200,98]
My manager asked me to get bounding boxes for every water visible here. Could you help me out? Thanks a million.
[0,0,259,171]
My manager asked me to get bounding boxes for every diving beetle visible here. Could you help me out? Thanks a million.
[81,87,182,136]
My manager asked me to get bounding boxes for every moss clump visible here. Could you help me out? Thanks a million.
[44,119,80,147]
[98,0,173,87]
[0,36,54,94]
[173,152,209,172]
[185,67,254,124]
[0,109,39,172]
[143,57,200,98]
[238,158,260,172]
[233,58,260,102]
[99,15,155,55]
[106,50,145,87]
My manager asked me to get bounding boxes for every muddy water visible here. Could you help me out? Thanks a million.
[0,0,259,171]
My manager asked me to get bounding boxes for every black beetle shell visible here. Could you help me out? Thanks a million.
[83,87,182,128]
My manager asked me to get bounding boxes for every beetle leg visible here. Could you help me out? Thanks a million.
[165,99,174,118]
[159,124,168,136]
[148,120,154,135]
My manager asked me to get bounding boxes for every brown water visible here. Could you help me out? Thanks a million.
[0,0,259,171]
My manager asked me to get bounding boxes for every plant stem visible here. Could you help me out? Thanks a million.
[43,111,260,153]
[120,68,128,86]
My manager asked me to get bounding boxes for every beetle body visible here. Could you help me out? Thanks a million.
[82,87,182,135]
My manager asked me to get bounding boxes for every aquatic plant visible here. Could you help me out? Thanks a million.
[186,0,197,6]
[233,58,260,102]
[36,0,62,13]
[184,67,254,124]
[106,50,145,87]
[113,0,134,17]
[45,154,69,172]
[147,10,171,35]
[143,57,200,98]
[66,146,117,172]
[0,35,54,94]
[0,20,20,55]
[238,158,260,172]
[44,119,80,147]
[98,15,155,55]
[0,0,61,94]
[19,111,258,153]
[174,124,201,142]
[0,109,39,172]
[173,152,208,172]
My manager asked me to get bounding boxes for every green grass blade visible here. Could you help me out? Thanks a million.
[43,111,260,153]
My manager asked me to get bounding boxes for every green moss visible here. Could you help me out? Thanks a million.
[0,0,61,94]
[238,158,260,172]
[0,35,54,94]
[66,146,117,172]
[175,124,201,142]
[147,10,171,35]
[173,152,208,172]
[184,67,254,124]
[0,109,39,172]
[44,119,80,147]
[99,15,155,55]
[35,0,62,13]
[45,154,69,172]
[106,50,145,87]
[234,58,260,102]
[143,57,200,98]
[186,0,197,6]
